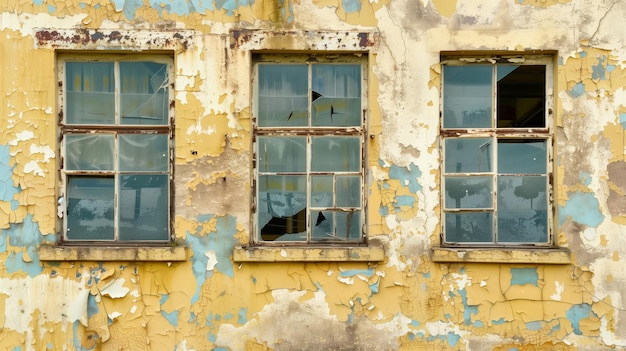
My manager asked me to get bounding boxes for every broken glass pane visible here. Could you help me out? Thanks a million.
[443,65,492,128]
[120,62,169,125]
[312,210,361,241]
[65,134,114,171]
[66,62,115,125]
[118,174,169,241]
[445,212,493,242]
[119,134,169,172]
[312,64,361,127]
[257,136,306,173]
[311,136,360,172]
[66,176,114,240]
[497,65,545,128]
[497,175,548,242]
[498,139,547,174]
[258,64,308,127]
[445,138,492,173]
[258,175,307,241]
[445,176,493,209]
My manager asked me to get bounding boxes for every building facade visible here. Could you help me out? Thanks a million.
[1,0,626,350]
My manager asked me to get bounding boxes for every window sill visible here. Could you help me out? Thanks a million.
[432,246,570,264]
[233,240,385,262]
[38,244,187,262]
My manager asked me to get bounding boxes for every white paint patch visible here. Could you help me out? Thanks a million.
[175,340,198,351]
[206,250,218,271]
[551,281,564,301]
[0,275,89,335]
[23,160,44,176]
[30,144,55,162]
[108,311,122,320]
[99,278,130,299]
[8,130,34,145]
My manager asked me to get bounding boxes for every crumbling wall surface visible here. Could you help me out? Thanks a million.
[1,0,626,350]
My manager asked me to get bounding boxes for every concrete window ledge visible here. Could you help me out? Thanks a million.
[233,241,385,262]
[38,245,187,262]
[432,246,571,264]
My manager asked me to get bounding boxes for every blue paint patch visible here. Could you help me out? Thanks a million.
[508,348,520,351]
[33,0,44,5]
[47,4,55,12]
[558,192,604,227]
[447,332,460,347]
[11,346,22,351]
[579,51,587,58]
[237,308,247,324]
[570,82,585,98]
[342,0,362,13]
[186,215,238,303]
[459,289,478,325]
[6,214,45,248]
[206,314,214,327]
[0,144,20,201]
[510,267,538,286]
[473,320,484,327]
[378,204,389,216]
[189,312,196,323]
[526,321,543,330]
[161,310,179,327]
[388,163,422,193]
[492,317,505,325]
[579,171,592,186]
[591,56,607,80]
[411,319,419,327]
[394,195,416,211]
[208,333,216,342]
[339,268,374,277]
[6,247,42,277]
[224,312,234,320]
[566,303,595,335]
[87,294,99,319]
[110,0,143,20]
[369,279,380,295]
[619,113,626,129]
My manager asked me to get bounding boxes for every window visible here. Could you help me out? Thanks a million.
[440,55,553,246]
[253,54,366,244]
[58,54,173,243]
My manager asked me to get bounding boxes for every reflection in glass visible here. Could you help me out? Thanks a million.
[498,139,547,174]
[119,134,169,172]
[445,138,492,173]
[311,137,360,172]
[336,176,361,207]
[120,62,169,125]
[66,176,115,240]
[118,174,169,241]
[312,65,361,127]
[445,212,493,242]
[65,134,114,171]
[443,65,492,128]
[66,62,115,124]
[445,176,492,209]
[311,176,333,207]
[497,176,548,242]
[497,65,545,128]
[257,136,306,173]
[258,65,308,127]
[258,175,307,241]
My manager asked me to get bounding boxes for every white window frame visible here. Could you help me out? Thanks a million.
[440,54,554,247]
[252,53,368,246]
[57,53,175,244]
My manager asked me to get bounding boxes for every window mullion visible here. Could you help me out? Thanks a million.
[113,61,120,242]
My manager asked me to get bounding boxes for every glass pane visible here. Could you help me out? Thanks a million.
[258,175,307,241]
[312,65,361,127]
[257,136,306,173]
[445,212,493,242]
[311,137,360,172]
[498,139,547,174]
[258,65,308,127]
[336,176,361,207]
[66,176,114,240]
[119,134,169,172]
[445,176,492,209]
[312,210,361,241]
[120,62,169,125]
[497,65,545,128]
[443,65,492,128]
[311,176,333,207]
[118,175,169,241]
[497,176,548,243]
[445,138,492,173]
[66,62,115,124]
[65,134,114,171]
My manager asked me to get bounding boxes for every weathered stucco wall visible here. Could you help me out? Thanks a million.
[1,0,626,350]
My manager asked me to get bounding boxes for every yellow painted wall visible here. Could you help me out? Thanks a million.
[1,0,626,350]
